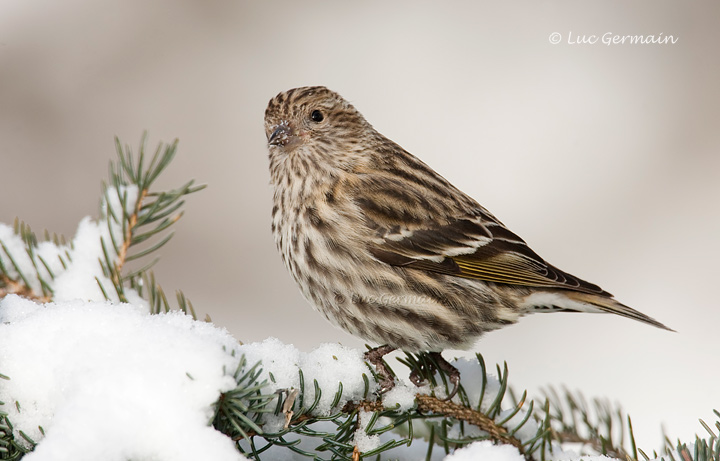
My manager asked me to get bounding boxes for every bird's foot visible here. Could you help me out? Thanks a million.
[408,352,460,401]
[364,345,396,393]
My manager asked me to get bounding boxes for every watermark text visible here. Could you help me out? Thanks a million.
[348,294,435,305]
[549,31,678,46]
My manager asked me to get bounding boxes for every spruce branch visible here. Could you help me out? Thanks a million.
[0,220,53,303]
[660,409,720,461]
[99,134,205,305]
[537,387,635,459]
[0,134,204,317]
[217,351,542,460]
[536,389,720,461]
[211,348,720,461]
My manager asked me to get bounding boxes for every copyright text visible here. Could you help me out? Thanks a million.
[548,31,678,46]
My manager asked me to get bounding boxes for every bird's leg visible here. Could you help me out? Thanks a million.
[364,345,396,393]
[408,352,461,400]
[430,352,461,400]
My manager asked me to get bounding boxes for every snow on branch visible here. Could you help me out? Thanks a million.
[2,297,717,461]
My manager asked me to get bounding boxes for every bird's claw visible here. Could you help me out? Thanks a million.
[364,345,397,394]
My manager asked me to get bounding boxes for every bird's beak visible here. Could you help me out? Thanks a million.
[268,123,293,146]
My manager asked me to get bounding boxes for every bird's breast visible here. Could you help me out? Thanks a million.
[272,179,373,280]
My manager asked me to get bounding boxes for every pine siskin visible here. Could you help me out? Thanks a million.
[264,86,671,396]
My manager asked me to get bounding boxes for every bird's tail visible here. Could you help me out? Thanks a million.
[561,291,674,331]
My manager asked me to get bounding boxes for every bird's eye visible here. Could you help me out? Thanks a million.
[310,110,324,122]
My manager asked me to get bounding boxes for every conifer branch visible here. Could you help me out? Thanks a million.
[100,134,205,304]
[0,134,204,316]
[0,220,52,303]
[217,351,544,460]
[211,349,720,461]
[538,387,637,459]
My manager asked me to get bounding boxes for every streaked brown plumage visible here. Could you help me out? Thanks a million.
[264,86,671,393]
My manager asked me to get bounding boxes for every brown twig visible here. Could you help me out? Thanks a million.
[0,274,51,303]
[415,394,524,451]
[344,395,525,453]
[114,188,148,277]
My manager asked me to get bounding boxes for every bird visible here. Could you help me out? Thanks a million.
[264,86,671,398]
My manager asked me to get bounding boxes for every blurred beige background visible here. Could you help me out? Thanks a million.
[1,0,718,450]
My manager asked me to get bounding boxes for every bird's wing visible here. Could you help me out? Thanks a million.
[350,151,608,295]
[366,214,608,295]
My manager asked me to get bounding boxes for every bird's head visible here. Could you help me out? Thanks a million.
[264,86,372,173]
